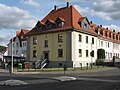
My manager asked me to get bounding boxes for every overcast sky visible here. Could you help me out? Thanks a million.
[0,0,120,46]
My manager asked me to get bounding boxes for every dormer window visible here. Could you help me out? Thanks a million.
[45,19,55,30]
[55,17,65,28]
[78,17,89,30]
[56,21,65,28]
[37,24,42,30]
[46,23,52,29]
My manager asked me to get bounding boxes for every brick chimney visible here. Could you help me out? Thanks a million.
[66,2,70,7]
[100,25,102,27]
[90,21,92,24]
[54,5,58,11]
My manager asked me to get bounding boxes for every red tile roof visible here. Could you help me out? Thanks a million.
[27,5,120,43]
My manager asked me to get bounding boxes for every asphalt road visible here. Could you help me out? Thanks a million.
[0,67,120,90]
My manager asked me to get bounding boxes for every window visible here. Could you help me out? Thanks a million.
[109,33,111,38]
[79,34,82,42]
[56,21,64,28]
[101,41,103,47]
[92,37,94,44]
[33,50,37,58]
[23,42,26,47]
[58,34,63,42]
[110,53,112,58]
[86,50,89,57]
[33,37,37,44]
[45,40,48,48]
[46,23,51,29]
[58,49,63,57]
[86,36,88,43]
[108,43,109,48]
[37,25,42,30]
[79,49,82,57]
[83,23,87,29]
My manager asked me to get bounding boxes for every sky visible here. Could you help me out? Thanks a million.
[0,0,120,46]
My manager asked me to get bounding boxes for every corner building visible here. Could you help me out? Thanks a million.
[27,3,117,68]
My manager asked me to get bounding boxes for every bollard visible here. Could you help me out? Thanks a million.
[63,65,67,76]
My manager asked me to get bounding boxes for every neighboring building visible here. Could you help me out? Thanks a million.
[90,24,120,62]
[27,2,98,67]
[0,48,8,62]
[8,29,29,61]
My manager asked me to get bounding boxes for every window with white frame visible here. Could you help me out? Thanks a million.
[79,34,82,42]
[86,50,89,57]
[33,37,37,44]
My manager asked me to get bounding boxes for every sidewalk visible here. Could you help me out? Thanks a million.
[13,67,115,75]
[0,68,9,74]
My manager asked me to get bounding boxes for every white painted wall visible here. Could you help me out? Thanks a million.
[72,31,97,67]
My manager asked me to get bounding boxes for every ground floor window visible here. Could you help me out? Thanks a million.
[86,50,89,57]
[58,49,63,57]
[33,50,37,58]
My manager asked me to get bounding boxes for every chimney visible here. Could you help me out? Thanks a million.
[54,5,58,11]
[113,29,115,32]
[66,2,70,7]
[106,27,108,30]
[90,21,92,24]
[100,25,102,27]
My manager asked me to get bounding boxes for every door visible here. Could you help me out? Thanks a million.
[44,53,49,60]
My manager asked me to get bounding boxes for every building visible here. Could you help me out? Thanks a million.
[90,23,120,62]
[7,29,29,62]
[27,2,120,68]
[27,2,99,68]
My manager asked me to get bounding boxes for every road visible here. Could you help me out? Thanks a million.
[0,67,120,90]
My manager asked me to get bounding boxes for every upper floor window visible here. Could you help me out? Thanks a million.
[92,37,94,44]
[58,34,63,42]
[86,36,88,43]
[101,41,103,47]
[33,37,37,44]
[58,49,63,57]
[45,40,48,48]
[79,34,82,42]
[23,42,26,47]
[108,43,109,48]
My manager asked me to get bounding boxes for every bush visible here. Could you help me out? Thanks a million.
[96,59,104,66]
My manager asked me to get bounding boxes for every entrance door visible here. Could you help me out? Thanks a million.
[44,52,49,60]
